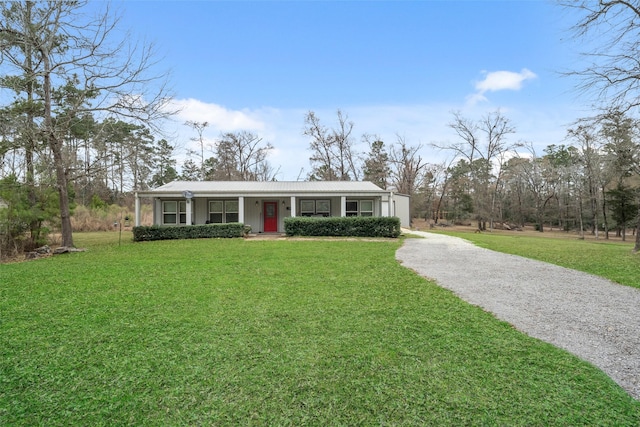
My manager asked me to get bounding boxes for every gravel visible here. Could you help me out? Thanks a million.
[395,231,640,401]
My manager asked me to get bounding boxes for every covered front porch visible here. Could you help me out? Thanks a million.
[134,181,410,231]
[135,195,389,234]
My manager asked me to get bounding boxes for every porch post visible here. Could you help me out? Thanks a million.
[340,196,346,217]
[290,196,296,217]
[186,198,192,225]
[238,196,245,223]
[135,192,141,226]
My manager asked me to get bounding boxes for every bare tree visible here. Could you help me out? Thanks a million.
[514,144,561,232]
[304,111,335,180]
[561,0,640,251]
[209,131,274,181]
[567,123,605,238]
[0,1,174,247]
[303,110,359,181]
[185,121,209,181]
[389,136,427,217]
[434,110,517,230]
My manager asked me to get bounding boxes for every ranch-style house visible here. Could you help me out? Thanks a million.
[134,181,410,233]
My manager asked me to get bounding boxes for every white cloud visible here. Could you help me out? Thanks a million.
[160,97,577,182]
[170,98,265,131]
[467,69,537,106]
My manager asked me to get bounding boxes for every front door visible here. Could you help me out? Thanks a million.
[263,201,278,232]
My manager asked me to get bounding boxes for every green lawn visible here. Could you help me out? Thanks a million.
[1,234,638,425]
[434,230,640,289]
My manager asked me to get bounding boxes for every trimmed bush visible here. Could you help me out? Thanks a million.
[133,223,246,242]
[284,216,401,238]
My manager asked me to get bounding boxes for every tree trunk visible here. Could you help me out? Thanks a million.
[634,202,640,253]
[52,137,74,247]
[43,54,74,248]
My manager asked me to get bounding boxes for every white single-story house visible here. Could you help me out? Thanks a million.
[134,181,410,232]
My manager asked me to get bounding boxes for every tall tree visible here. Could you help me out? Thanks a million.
[304,110,359,181]
[361,134,390,189]
[0,1,173,247]
[185,120,209,181]
[206,131,274,181]
[561,0,640,251]
[567,123,605,237]
[389,136,427,217]
[435,110,517,230]
[150,139,178,187]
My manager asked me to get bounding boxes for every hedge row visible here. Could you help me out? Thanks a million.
[284,216,401,238]
[133,223,247,242]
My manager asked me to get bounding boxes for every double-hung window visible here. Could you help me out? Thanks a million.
[300,199,331,217]
[208,200,239,223]
[345,200,374,217]
[162,201,187,225]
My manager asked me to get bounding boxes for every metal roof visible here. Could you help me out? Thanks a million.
[136,181,388,197]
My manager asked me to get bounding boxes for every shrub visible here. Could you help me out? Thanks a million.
[132,223,246,242]
[284,216,401,238]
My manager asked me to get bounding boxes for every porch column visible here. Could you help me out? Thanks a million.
[290,196,296,217]
[135,192,141,226]
[186,198,192,225]
[238,196,245,223]
[340,196,346,217]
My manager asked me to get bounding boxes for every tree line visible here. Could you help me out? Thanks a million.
[1,0,640,257]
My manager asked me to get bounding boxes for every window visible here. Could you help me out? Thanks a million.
[209,200,239,223]
[225,200,239,223]
[346,200,374,217]
[300,199,331,217]
[345,201,358,217]
[163,201,177,224]
[162,201,187,225]
[316,200,331,216]
[179,201,187,223]
[209,201,223,223]
[360,200,374,217]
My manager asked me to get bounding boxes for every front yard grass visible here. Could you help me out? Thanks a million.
[1,236,638,425]
[435,230,640,289]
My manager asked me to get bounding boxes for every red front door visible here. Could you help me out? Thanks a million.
[263,201,278,232]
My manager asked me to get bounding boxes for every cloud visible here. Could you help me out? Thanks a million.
[161,97,576,182]
[170,98,265,131]
[467,68,537,105]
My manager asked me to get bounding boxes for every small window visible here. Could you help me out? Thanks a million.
[225,200,239,223]
[300,199,331,217]
[163,201,177,224]
[360,200,374,217]
[209,201,223,223]
[162,201,187,225]
[345,200,358,217]
[345,200,374,217]
[179,201,187,224]
[209,200,238,223]
[300,200,315,216]
[316,200,330,215]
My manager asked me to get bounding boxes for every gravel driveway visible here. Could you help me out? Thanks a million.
[395,231,640,401]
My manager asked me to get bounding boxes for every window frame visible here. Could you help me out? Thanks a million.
[208,199,239,224]
[162,201,177,224]
[162,200,187,225]
[299,199,331,217]
[345,199,374,217]
[360,200,374,217]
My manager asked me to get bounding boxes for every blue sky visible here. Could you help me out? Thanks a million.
[113,0,590,180]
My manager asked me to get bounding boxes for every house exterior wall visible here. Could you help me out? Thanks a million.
[392,194,411,228]
[148,195,396,230]
[136,182,409,230]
